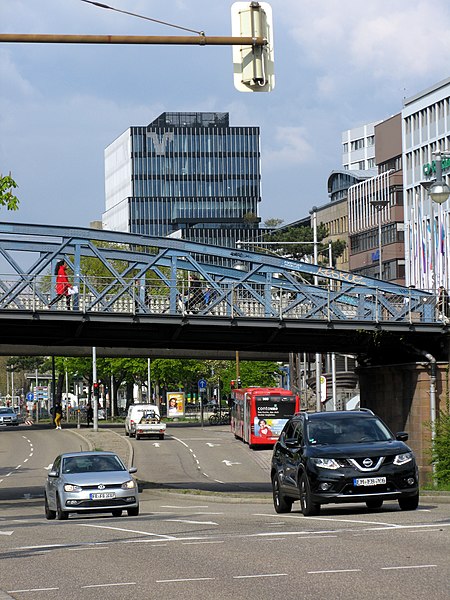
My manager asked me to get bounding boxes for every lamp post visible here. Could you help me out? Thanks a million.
[370,199,390,280]
[423,150,450,297]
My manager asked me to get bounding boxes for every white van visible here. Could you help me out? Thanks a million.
[125,404,166,439]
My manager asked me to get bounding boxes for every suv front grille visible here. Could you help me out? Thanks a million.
[347,457,385,472]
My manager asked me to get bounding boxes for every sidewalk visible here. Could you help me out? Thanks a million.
[68,426,134,469]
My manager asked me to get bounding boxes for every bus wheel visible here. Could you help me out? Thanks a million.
[272,474,293,514]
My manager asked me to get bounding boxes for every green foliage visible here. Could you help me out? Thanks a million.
[264,223,346,265]
[431,411,450,485]
[0,175,20,211]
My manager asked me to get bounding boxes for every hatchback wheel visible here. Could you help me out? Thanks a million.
[56,495,69,520]
[272,474,293,514]
[366,499,383,509]
[299,474,320,516]
[44,494,56,520]
[398,493,419,511]
[111,509,122,517]
[127,506,139,517]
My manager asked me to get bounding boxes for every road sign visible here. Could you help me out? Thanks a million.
[26,392,34,401]
[198,379,207,390]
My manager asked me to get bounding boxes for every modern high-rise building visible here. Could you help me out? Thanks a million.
[103,112,261,249]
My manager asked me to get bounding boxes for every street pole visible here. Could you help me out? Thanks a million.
[92,346,98,432]
[147,358,151,403]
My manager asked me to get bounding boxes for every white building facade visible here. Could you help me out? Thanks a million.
[402,78,450,291]
[342,121,380,171]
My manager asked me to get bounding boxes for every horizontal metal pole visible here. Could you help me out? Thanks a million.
[0,33,266,46]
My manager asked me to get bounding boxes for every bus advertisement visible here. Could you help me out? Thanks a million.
[230,387,300,448]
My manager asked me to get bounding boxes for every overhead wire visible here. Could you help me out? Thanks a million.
[79,0,204,35]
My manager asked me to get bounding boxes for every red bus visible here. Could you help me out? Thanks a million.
[230,387,300,448]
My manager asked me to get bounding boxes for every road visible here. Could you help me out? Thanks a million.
[0,423,449,600]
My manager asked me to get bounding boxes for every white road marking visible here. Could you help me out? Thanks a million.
[44,464,53,471]
[0,531,14,536]
[79,523,177,539]
[8,588,59,593]
[206,443,221,447]
[222,459,241,466]
[182,540,224,545]
[16,464,22,469]
[166,519,218,525]
[308,569,361,574]
[233,573,288,579]
[156,578,215,583]
[152,443,160,447]
[381,564,437,570]
[82,582,136,588]
[23,458,28,463]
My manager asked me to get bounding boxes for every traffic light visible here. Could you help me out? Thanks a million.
[93,382,99,400]
[231,1,275,92]
[231,380,236,389]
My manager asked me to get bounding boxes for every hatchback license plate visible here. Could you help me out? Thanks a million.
[353,477,386,486]
[90,492,116,499]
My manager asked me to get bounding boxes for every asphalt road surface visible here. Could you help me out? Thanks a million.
[0,423,449,600]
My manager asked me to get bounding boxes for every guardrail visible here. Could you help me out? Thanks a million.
[0,275,441,323]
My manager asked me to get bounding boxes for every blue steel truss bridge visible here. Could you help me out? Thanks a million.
[0,222,447,361]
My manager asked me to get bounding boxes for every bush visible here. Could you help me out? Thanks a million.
[431,412,450,485]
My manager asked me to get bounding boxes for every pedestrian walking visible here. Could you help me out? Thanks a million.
[53,402,63,429]
[86,402,93,427]
[437,286,450,323]
[49,260,72,309]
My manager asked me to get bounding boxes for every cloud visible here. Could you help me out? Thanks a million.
[264,126,314,169]
[282,0,450,81]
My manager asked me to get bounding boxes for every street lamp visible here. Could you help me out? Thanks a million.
[370,199,390,280]
[429,151,450,205]
[422,150,450,297]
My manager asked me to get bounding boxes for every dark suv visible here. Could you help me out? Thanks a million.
[271,409,419,515]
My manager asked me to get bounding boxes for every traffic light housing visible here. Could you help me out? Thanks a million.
[93,382,99,400]
[231,380,236,389]
[231,1,275,92]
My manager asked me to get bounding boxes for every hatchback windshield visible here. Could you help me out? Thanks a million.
[307,417,393,445]
[62,455,126,474]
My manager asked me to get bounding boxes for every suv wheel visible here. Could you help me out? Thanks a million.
[299,474,320,516]
[272,474,293,514]
[398,493,419,511]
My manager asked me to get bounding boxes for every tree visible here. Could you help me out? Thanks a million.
[0,174,20,211]
[263,218,284,229]
[264,223,346,265]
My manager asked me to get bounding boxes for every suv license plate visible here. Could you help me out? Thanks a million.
[353,477,386,486]
[90,492,116,499]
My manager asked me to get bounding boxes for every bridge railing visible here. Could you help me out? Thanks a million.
[0,275,441,323]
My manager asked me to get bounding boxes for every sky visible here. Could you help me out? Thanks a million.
[1,0,450,230]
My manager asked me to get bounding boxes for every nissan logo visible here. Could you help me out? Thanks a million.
[363,458,373,467]
[97,484,106,489]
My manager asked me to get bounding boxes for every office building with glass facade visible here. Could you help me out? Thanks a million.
[103,112,261,248]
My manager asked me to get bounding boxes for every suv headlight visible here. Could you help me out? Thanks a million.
[121,480,135,490]
[64,484,82,492]
[393,452,413,465]
[311,458,342,470]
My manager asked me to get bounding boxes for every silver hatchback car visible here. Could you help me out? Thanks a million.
[44,451,139,520]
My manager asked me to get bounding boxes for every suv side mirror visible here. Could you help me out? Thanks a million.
[396,432,408,442]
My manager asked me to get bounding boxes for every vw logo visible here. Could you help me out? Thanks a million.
[97,484,106,490]
[363,458,373,467]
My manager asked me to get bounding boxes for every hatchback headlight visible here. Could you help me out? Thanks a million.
[311,458,342,470]
[393,452,413,465]
[64,484,82,492]
[121,480,135,490]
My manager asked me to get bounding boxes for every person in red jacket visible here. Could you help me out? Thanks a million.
[49,260,72,309]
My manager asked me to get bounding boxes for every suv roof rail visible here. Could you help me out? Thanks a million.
[359,408,374,415]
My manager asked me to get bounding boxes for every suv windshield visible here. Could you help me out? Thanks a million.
[307,416,393,445]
